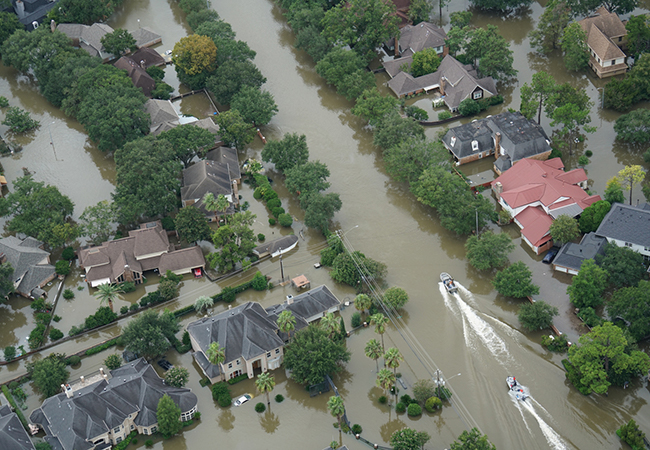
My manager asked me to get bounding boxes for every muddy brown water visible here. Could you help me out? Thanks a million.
[1,0,649,449]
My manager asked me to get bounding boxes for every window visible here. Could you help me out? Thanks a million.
[611,60,615,65]
[625,242,633,248]
[450,136,456,147]
[473,90,483,100]
[275,349,280,355]
[471,140,479,152]
[130,425,134,430]
[267,352,271,358]
[228,363,232,369]
[619,36,622,42]
[116,437,122,443]
[151,427,157,434]
[114,427,120,433]
[236,359,240,365]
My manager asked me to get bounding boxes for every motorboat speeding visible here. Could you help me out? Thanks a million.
[507,376,527,401]
[440,272,458,293]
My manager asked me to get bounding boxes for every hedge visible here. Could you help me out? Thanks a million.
[1,385,28,429]
[227,373,249,385]
[113,431,138,450]
[85,338,119,356]
[211,279,255,303]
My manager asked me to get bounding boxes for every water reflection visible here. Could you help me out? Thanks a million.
[259,410,280,433]
[217,407,235,431]
[378,414,406,442]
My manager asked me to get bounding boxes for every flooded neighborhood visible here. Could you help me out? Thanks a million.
[0,0,649,449]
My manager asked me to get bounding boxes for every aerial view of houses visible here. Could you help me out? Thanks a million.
[0,0,649,449]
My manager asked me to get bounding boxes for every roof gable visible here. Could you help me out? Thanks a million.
[595,203,650,247]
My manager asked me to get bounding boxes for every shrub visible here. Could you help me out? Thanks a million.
[617,419,645,449]
[2,106,40,133]
[84,337,119,356]
[161,216,175,231]
[438,110,452,120]
[255,402,266,412]
[269,218,276,226]
[0,96,8,107]
[105,354,122,370]
[585,150,593,157]
[278,213,293,227]
[211,382,231,400]
[275,394,285,402]
[425,396,442,412]
[399,394,413,405]
[405,105,428,121]
[458,98,481,116]
[130,303,139,312]
[266,198,282,210]
[49,328,64,341]
[271,206,285,218]
[395,402,406,413]
[62,247,75,260]
[226,373,248,385]
[118,281,136,293]
[221,286,237,303]
[28,324,46,349]
[577,307,602,328]
[407,403,422,416]
[35,312,52,326]
[120,305,129,315]
[263,189,278,202]
[69,326,82,336]
[550,147,563,159]
[4,346,16,361]
[145,440,154,448]
[182,331,191,346]
[66,355,81,366]
[351,424,363,434]
[541,334,569,353]
[378,395,387,404]
[193,411,201,420]
[53,315,61,322]
[55,260,70,275]
[351,312,362,328]
[257,233,265,241]
[251,272,268,291]
[253,187,264,199]
[578,155,589,165]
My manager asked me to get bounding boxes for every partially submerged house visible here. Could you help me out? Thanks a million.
[491,158,601,254]
[78,221,205,287]
[130,47,166,68]
[29,359,198,450]
[188,285,341,383]
[0,236,56,299]
[552,232,607,275]
[145,99,180,135]
[130,27,162,49]
[441,111,552,170]
[10,0,58,31]
[385,55,497,110]
[595,203,650,260]
[385,21,447,58]
[252,235,299,258]
[578,7,627,78]
[56,23,116,62]
[0,404,35,450]
[113,57,155,97]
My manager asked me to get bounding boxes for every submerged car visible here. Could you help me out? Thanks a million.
[542,247,559,264]
[157,359,173,371]
[234,394,252,406]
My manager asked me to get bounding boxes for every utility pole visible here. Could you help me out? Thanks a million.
[475,209,479,239]
[436,369,441,399]
[279,248,284,283]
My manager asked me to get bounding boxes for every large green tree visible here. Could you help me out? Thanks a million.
[214,109,256,150]
[560,22,590,72]
[546,82,595,151]
[568,322,650,395]
[529,0,571,55]
[302,192,343,233]
[410,48,441,77]
[579,200,611,233]
[0,13,23,58]
[256,372,276,406]
[383,287,409,311]
[157,394,182,438]
[175,206,211,243]
[327,395,345,432]
[231,86,278,127]
[261,133,309,172]
[465,231,515,271]
[519,71,557,124]
[40,54,101,108]
[492,262,540,298]
[625,15,650,59]
[79,200,116,245]
[315,47,376,100]
[614,109,650,144]
[373,111,425,151]
[100,28,136,57]
[566,259,608,308]
[113,136,182,225]
[351,88,399,127]
[51,0,124,24]
[383,138,449,184]
[450,428,496,450]
[608,281,650,341]
[207,212,257,273]
[158,124,216,168]
[465,25,517,80]
[284,161,331,197]
[518,301,559,331]
[597,243,646,288]
[565,0,637,15]
[121,309,179,360]
[549,215,580,245]
[283,324,351,385]
[0,174,74,249]
[27,354,69,398]
[469,0,531,10]
[206,59,266,105]
[390,427,431,450]
[330,250,387,291]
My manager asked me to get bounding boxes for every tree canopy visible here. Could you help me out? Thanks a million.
[383,287,409,310]
[284,161,331,197]
[100,28,136,57]
[615,165,646,205]
[121,309,179,360]
[79,200,116,245]
[519,71,557,124]
[283,324,351,385]
[330,250,387,293]
[625,14,650,59]
[158,124,217,168]
[464,25,517,80]
[302,192,343,233]
[261,133,310,173]
[315,47,376,100]
[175,206,211,243]
[27,354,69,398]
[565,0,637,15]
[207,212,257,273]
[560,22,590,72]
[450,428,496,450]
[597,243,646,288]
[579,200,611,233]
[214,109,256,150]
[518,300,558,331]
[529,0,571,55]
[351,88,400,127]
[231,86,278,127]
[172,34,218,89]
[608,281,650,341]
[373,111,425,151]
[390,428,431,450]
[157,394,183,438]
[549,215,580,245]
[410,48,441,77]
[465,231,515,271]
[566,259,608,308]
[614,109,650,144]
[492,262,540,298]
[0,12,23,58]
[0,263,15,299]
[207,59,266,105]
[383,138,450,184]
[0,174,75,249]
[51,0,124,24]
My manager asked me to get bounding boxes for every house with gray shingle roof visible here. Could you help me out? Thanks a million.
[144,99,180,135]
[0,404,35,450]
[29,359,197,450]
[442,111,552,170]
[0,236,56,299]
[578,7,628,78]
[180,157,238,222]
[130,27,162,49]
[11,0,58,31]
[385,21,447,57]
[56,23,115,62]
[253,235,299,258]
[595,203,650,259]
[188,286,341,383]
[552,232,607,275]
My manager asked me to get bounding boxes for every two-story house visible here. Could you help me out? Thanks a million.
[578,7,628,78]
[595,203,650,260]
[0,236,56,299]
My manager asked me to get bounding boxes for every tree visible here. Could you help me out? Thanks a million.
[412,379,437,404]
[51,0,123,24]
[283,324,351,385]
[0,263,15,299]
[625,15,650,59]
[597,243,646,288]
[206,341,226,367]
[277,310,296,341]
[384,347,403,380]
[261,133,309,173]
[0,174,75,249]
[376,368,396,404]
[568,322,650,394]
[450,428,496,450]
[175,206,211,243]
[615,109,650,144]
[565,0,637,15]
[410,48,441,77]
[445,25,469,57]
[187,8,220,30]
[256,372,276,406]
[27,354,69,398]
[529,0,571,55]
[519,71,557,124]
[164,367,190,388]
[546,83,595,150]
[365,339,383,372]
[315,47,376,100]
[618,420,646,450]
[579,200,611,233]
[122,310,179,360]
[320,312,341,339]
[354,294,372,314]
[284,161,330,199]
[1,107,39,133]
[294,25,333,62]
[231,86,278,127]
[214,109,256,150]
[327,395,345,432]
[383,287,409,311]
[560,22,589,72]
[41,54,102,108]
[158,124,216,168]
[104,354,122,370]
[303,192,342,233]
[566,259,608,308]
[321,0,400,61]
[390,428,431,450]
[113,136,182,225]
[518,301,558,331]
[449,11,472,29]
[330,250,387,292]
[373,111,425,150]
[370,313,389,353]
[409,0,433,25]
[383,138,450,184]
[465,231,514,271]
[0,12,23,58]
[100,28,135,57]
[492,262,540,298]
[604,178,626,204]
[157,394,182,438]
[194,295,214,314]
[172,34,217,89]
[608,281,650,341]
[207,59,266,105]
[351,88,399,127]
[79,201,116,245]
[94,283,123,311]
[469,0,531,10]
[549,215,580,245]
[615,165,646,205]
[465,25,516,79]
[208,211,257,272]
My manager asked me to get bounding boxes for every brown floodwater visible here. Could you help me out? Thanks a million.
[1,0,650,449]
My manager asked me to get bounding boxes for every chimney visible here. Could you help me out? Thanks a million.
[232,179,239,205]
[394,35,400,58]
[495,132,501,160]
[286,295,294,305]
[0,253,6,264]
[494,181,503,197]
[440,77,445,96]
[63,384,73,398]
[80,376,85,385]
[50,20,56,33]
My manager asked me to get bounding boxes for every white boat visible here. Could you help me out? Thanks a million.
[440,272,458,293]
[507,376,527,400]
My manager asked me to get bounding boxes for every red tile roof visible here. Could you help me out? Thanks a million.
[515,206,553,248]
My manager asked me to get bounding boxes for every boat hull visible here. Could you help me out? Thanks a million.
[440,272,458,293]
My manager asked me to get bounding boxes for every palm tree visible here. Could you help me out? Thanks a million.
[384,347,403,378]
[354,293,372,314]
[94,283,124,312]
[365,339,383,372]
[327,395,345,432]
[215,193,230,213]
[194,295,214,314]
[320,312,339,339]
[376,368,396,406]
[370,313,389,354]
[277,310,296,342]
[206,341,226,373]
[255,372,276,406]
[202,192,218,214]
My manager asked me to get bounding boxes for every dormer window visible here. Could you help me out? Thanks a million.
[471,140,479,152]
[450,136,456,147]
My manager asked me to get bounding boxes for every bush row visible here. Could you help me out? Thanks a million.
[1,385,28,429]
[113,431,138,450]
[85,338,119,357]
[252,175,293,227]
[227,373,249,385]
